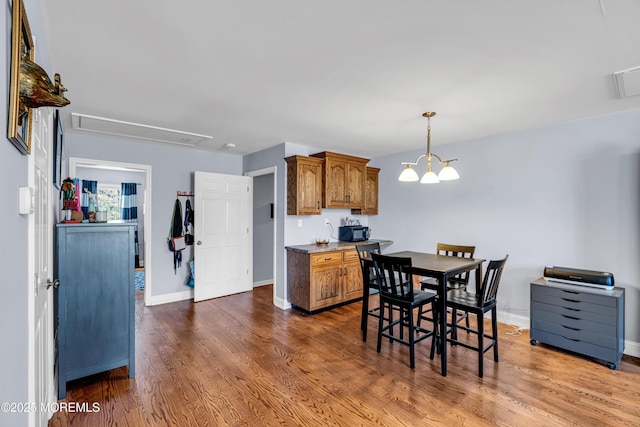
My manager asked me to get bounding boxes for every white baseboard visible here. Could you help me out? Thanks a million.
[149,289,193,306]
[497,309,640,358]
[253,279,272,287]
[274,295,292,310]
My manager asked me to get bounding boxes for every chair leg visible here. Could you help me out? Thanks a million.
[429,302,438,360]
[477,312,484,378]
[376,301,385,353]
[492,307,499,363]
[361,291,369,342]
[408,308,415,369]
[451,308,458,343]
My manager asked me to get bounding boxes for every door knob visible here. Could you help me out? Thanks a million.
[47,279,60,289]
[197,241,202,245]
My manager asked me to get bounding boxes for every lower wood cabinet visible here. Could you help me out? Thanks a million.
[287,248,363,312]
[56,223,136,398]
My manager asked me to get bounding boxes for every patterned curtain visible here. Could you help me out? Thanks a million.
[81,180,98,219]
[120,183,138,220]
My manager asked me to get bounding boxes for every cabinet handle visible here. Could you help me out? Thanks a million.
[561,325,581,331]
[317,201,320,209]
[561,298,580,303]
[561,335,581,342]
[561,314,580,320]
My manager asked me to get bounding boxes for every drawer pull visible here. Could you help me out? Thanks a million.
[562,307,581,312]
[562,335,581,342]
[561,290,580,295]
[561,314,580,320]
[561,325,580,331]
[561,298,580,303]
[324,257,332,261]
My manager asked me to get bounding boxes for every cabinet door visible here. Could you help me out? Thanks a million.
[346,162,366,209]
[343,262,363,301]
[325,158,348,208]
[311,265,343,310]
[363,168,379,215]
[298,161,322,215]
[285,156,323,215]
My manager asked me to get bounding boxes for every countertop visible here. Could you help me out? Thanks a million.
[285,239,393,254]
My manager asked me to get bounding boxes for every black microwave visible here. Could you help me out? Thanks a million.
[338,226,369,242]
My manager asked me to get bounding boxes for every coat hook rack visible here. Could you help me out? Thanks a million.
[176,191,194,198]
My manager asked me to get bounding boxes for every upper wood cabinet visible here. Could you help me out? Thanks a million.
[351,167,380,215]
[310,151,369,209]
[285,155,323,215]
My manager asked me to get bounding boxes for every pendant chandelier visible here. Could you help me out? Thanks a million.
[398,112,459,184]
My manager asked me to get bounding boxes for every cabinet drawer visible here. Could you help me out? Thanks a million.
[530,303,617,336]
[531,318,617,349]
[531,301,616,326]
[530,328,620,364]
[342,249,359,263]
[531,284,617,307]
[311,252,342,267]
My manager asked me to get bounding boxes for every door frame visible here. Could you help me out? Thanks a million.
[245,166,277,306]
[69,157,153,306]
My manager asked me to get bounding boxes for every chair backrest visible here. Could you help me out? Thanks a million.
[479,255,509,306]
[437,243,476,288]
[355,242,381,287]
[371,253,414,301]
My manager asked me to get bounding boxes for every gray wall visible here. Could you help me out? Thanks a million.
[243,144,288,306]
[1,0,54,423]
[65,130,243,298]
[253,173,274,284]
[370,108,640,344]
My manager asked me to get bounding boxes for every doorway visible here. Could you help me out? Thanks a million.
[69,157,153,306]
[245,166,277,306]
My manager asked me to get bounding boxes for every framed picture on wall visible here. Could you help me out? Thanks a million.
[7,0,35,155]
[53,110,63,189]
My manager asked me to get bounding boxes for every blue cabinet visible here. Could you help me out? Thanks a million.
[530,278,624,369]
[56,223,136,398]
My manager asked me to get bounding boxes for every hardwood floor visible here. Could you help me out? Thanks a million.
[49,285,640,426]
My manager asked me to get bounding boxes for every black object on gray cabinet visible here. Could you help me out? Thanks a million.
[56,223,136,398]
[530,277,624,369]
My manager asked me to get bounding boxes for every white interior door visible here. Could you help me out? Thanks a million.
[28,107,55,426]
[194,172,252,302]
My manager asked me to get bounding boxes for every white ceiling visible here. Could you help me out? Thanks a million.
[40,0,640,157]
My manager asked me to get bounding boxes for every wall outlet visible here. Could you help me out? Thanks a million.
[324,218,330,226]
[298,219,303,227]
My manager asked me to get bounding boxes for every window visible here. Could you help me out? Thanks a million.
[97,183,121,221]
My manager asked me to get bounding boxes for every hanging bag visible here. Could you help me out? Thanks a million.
[167,199,185,272]
[184,199,194,245]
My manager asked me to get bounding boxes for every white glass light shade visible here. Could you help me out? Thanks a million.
[438,164,460,181]
[420,169,440,184]
[399,165,419,182]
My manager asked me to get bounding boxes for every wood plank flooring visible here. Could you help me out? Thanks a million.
[49,285,640,426]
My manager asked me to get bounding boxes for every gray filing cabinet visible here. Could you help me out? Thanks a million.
[56,223,136,398]
[530,277,624,369]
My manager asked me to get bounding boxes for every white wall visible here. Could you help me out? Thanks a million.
[370,108,640,344]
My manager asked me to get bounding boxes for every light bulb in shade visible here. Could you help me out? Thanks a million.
[438,163,460,181]
[398,164,419,182]
[420,169,440,184]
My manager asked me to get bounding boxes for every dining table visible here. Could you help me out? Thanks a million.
[385,251,485,376]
